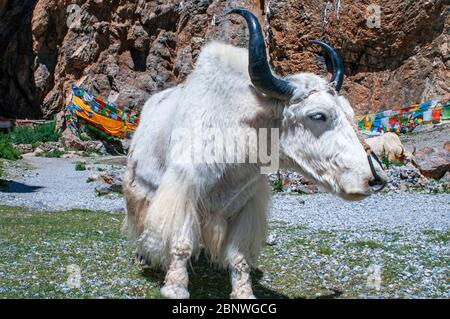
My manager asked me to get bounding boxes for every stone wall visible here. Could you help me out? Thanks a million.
[0,0,448,119]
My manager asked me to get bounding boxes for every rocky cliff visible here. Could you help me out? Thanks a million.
[0,0,448,119]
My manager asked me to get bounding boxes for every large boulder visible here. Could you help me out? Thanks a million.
[412,144,450,179]
[62,128,86,151]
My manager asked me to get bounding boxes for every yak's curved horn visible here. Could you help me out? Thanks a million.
[310,40,344,92]
[226,8,295,101]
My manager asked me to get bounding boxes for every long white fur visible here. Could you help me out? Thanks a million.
[123,41,387,298]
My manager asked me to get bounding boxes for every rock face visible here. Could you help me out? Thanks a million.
[0,0,42,119]
[267,0,449,115]
[0,0,449,119]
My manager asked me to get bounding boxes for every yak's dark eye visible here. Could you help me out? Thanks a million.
[309,112,327,122]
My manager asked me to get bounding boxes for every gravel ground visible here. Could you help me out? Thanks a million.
[270,193,450,231]
[2,155,449,227]
[0,154,124,212]
[1,155,448,231]
[0,155,449,298]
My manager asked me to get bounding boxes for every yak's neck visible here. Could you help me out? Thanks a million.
[241,96,284,131]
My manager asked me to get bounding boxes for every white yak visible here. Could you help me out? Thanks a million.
[366,132,408,163]
[122,8,387,299]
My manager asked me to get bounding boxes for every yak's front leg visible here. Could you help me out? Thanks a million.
[141,169,201,299]
[225,178,270,299]
[229,253,255,299]
[160,242,192,299]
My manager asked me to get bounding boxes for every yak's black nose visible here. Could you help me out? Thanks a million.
[369,177,387,192]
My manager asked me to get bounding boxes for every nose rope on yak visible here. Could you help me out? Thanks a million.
[356,130,386,188]
[345,111,386,189]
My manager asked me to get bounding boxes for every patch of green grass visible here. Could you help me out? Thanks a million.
[79,133,91,142]
[350,240,384,250]
[382,264,401,283]
[81,150,97,157]
[0,206,286,299]
[390,159,404,167]
[284,237,308,250]
[0,206,161,298]
[39,149,66,158]
[0,134,21,160]
[10,121,60,145]
[317,245,333,255]
[422,230,450,243]
[381,155,403,169]
[0,207,447,299]
[75,161,86,171]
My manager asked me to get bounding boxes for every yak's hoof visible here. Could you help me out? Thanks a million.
[134,253,148,266]
[160,285,190,299]
[230,291,256,299]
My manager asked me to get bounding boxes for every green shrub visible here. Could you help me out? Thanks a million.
[79,132,91,142]
[10,121,60,145]
[0,161,3,178]
[0,134,21,160]
[75,161,86,171]
[382,154,403,169]
[40,149,65,158]
[81,150,95,157]
[389,159,404,167]
[271,178,284,193]
[381,154,390,169]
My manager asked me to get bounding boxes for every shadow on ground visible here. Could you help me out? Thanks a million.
[141,253,289,299]
[0,180,43,193]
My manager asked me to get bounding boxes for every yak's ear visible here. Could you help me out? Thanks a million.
[243,85,285,127]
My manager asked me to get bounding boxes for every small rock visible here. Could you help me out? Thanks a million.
[33,147,44,156]
[95,141,108,154]
[440,171,450,184]
[266,234,277,246]
[15,144,33,154]
[110,207,125,215]
[95,170,123,195]
[443,141,450,152]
